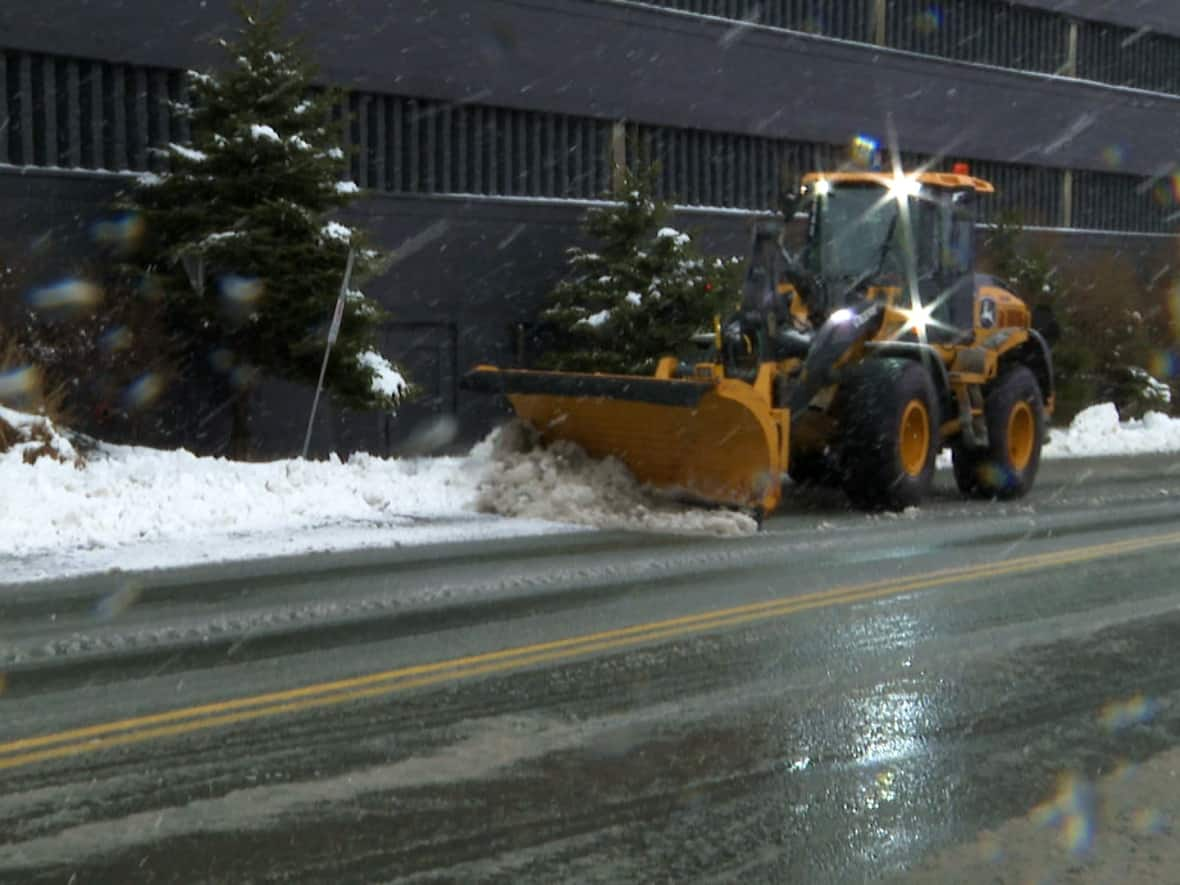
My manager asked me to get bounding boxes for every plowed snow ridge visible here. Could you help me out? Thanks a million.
[4,402,1179,581]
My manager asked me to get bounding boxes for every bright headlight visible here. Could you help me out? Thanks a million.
[815,179,832,196]
[829,308,855,324]
[887,175,922,201]
[899,304,934,335]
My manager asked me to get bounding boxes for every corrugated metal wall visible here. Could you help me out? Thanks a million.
[636,0,1180,94]
[884,0,1068,74]
[0,38,1174,234]
[346,94,614,200]
[0,50,185,171]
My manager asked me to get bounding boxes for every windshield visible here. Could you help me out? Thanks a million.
[810,185,903,282]
[805,185,942,287]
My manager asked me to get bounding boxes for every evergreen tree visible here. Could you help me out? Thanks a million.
[985,210,1170,419]
[123,1,406,454]
[537,168,740,374]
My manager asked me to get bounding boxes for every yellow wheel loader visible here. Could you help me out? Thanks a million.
[463,168,1055,517]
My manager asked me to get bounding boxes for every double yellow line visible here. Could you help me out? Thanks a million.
[3,529,1179,772]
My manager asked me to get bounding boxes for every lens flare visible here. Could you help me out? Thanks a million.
[1148,349,1180,379]
[1153,172,1180,206]
[802,14,824,33]
[1032,773,1096,859]
[976,831,1004,864]
[219,275,264,306]
[0,365,41,404]
[975,461,1017,492]
[1101,144,1126,169]
[209,348,236,373]
[95,584,143,621]
[916,6,943,34]
[1098,692,1158,732]
[231,364,260,390]
[123,373,167,411]
[26,278,103,314]
[1168,285,1180,337]
[91,212,146,252]
[1132,808,1168,835]
[99,326,133,354]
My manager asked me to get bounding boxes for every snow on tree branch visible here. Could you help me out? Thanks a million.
[357,351,408,402]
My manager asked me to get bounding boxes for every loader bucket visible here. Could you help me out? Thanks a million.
[463,366,789,514]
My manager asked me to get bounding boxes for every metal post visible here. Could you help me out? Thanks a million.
[302,248,356,459]
[611,120,627,192]
[871,0,886,46]
[1065,20,1079,77]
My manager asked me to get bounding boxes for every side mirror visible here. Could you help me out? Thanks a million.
[779,190,801,222]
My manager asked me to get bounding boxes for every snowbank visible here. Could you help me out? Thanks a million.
[474,423,757,536]
[0,406,79,465]
[0,417,757,582]
[7,402,1173,581]
[0,443,486,559]
[934,402,1180,468]
[1045,403,1180,458]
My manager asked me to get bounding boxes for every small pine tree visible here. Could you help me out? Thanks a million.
[984,210,1170,420]
[536,168,740,374]
[122,0,406,455]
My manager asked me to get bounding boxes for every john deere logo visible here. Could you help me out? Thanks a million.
[979,298,997,329]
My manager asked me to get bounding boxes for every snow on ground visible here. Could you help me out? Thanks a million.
[0,405,79,464]
[1044,403,1180,458]
[0,416,754,586]
[4,402,1179,585]
[934,402,1180,468]
[475,422,757,537]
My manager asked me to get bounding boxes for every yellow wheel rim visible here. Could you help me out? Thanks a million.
[1008,401,1035,472]
[899,400,931,477]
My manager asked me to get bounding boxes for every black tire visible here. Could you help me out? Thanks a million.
[787,449,840,487]
[837,359,939,511]
[952,365,1045,500]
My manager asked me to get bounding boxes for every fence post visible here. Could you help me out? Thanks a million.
[611,120,627,191]
[1064,20,1079,77]
[871,0,886,46]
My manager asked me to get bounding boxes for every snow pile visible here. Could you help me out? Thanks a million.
[1045,403,1180,458]
[0,443,488,558]
[474,423,758,537]
[0,406,79,466]
[1,414,758,576]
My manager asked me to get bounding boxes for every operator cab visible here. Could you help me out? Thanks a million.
[737,169,994,358]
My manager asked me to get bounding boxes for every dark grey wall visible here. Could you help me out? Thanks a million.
[1018,0,1180,37]
[0,167,762,455]
[2,0,1179,178]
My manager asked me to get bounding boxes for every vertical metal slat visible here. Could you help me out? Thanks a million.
[65,59,81,168]
[20,54,36,166]
[0,52,8,165]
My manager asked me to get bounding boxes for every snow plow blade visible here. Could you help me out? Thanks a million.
[462,363,789,515]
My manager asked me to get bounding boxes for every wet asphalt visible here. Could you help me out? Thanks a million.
[2,454,1180,883]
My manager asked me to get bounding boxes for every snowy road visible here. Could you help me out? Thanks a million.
[3,453,1180,882]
